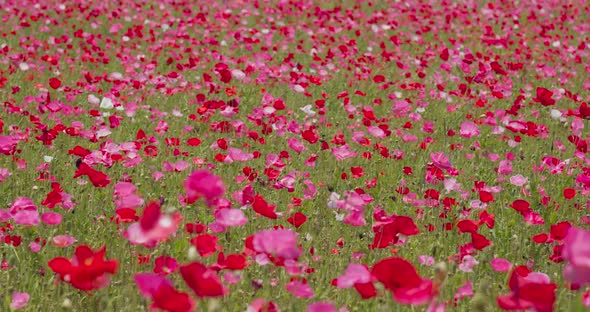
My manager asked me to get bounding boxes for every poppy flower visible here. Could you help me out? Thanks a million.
[179,261,228,298]
[183,170,225,207]
[252,194,278,219]
[286,279,314,298]
[371,214,418,249]
[371,257,435,305]
[48,245,118,292]
[211,252,248,271]
[124,201,182,248]
[135,273,195,312]
[563,227,590,287]
[252,229,301,261]
[153,256,178,275]
[0,135,18,155]
[578,103,590,119]
[534,87,555,106]
[10,292,30,310]
[334,263,376,298]
[190,233,220,257]
[73,162,111,187]
[49,77,62,89]
[497,266,556,312]
[287,212,308,228]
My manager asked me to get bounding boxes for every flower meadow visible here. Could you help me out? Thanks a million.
[1,0,590,311]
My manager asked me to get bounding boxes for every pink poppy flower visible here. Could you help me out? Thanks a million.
[183,170,225,207]
[563,227,590,287]
[459,121,480,138]
[286,279,314,298]
[124,201,182,248]
[10,292,30,309]
[252,229,301,260]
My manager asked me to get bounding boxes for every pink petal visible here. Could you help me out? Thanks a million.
[458,255,478,272]
[52,234,77,247]
[114,182,137,197]
[509,174,528,186]
[336,263,371,288]
[215,208,248,227]
[174,160,190,171]
[286,280,314,298]
[0,167,12,182]
[454,280,474,301]
[228,148,254,161]
[13,210,40,226]
[331,145,357,161]
[29,242,42,252]
[253,229,301,260]
[134,273,171,298]
[564,227,590,267]
[10,292,30,309]
[490,258,512,272]
[392,279,433,305]
[583,289,590,307]
[0,209,11,222]
[459,121,480,138]
[287,138,306,154]
[41,212,62,225]
[367,126,386,139]
[184,170,225,207]
[308,302,337,312]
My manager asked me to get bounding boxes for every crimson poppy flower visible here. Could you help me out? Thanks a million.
[497,266,556,312]
[180,261,228,298]
[153,256,178,276]
[190,233,220,257]
[534,87,556,106]
[371,257,435,305]
[48,245,118,292]
[578,103,590,119]
[211,252,248,271]
[371,214,418,249]
[252,194,278,219]
[287,212,307,228]
[73,162,111,187]
[135,273,195,312]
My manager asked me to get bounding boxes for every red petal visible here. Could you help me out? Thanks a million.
[371,257,422,290]
[140,201,161,231]
[287,212,307,228]
[48,257,72,275]
[354,282,377,299]
[180,262,227,298]
[471,232,491,250]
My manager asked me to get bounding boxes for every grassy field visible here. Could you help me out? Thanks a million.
[1,0,590,311]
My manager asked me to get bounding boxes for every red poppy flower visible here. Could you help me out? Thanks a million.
[534,87,555,106]
[287,212,307,228]
[135,273,194,312]
[371,215,418,249]
[252,194,278,219]
[497,266,556,312]
[48,245,118,292]
[180,261,228,298]
[371,257,434,305]
[211,252,248,271]
[190,234,220,257]
[73,163,111,187]
[578,103,590,119]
